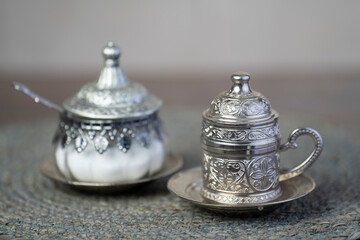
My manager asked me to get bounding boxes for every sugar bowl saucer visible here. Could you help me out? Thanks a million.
[41,153,183,193]
[167,167,315,214]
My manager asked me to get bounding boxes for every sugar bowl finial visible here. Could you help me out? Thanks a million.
[102,41,121,67]
[97,42,129,89]
[230,72,252,94]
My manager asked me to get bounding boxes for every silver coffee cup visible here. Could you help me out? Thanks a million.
[200,72,323,204]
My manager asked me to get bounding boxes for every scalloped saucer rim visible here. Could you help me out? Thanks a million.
[40,153,183,192]
[167,167,316,213]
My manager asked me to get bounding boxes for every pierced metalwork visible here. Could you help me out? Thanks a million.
[54,113,163,154]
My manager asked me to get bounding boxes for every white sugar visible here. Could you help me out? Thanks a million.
[55,137,165,183]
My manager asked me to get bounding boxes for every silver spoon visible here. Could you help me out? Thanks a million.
[13,82,64,113]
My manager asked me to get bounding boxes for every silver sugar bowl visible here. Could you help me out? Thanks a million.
[201,72,323,204]
[15,42,165,183]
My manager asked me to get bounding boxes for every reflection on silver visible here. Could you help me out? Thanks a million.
[13,82,63,112]
[14,42,165,156]
[167,167,315,214]
[200,72,323,204]
[54,113,163,154]
[41,153,183,193]
[14,42,167,185]
[63,42,162,120]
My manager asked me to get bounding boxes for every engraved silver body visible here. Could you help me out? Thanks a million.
[201,72,323,204]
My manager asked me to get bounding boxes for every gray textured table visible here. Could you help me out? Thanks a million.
[0,109,359,239]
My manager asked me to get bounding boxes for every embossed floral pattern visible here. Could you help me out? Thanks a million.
[207,157,247,192]
[209,97,271,118]
[202,121,279,142]
[220,100,242,115]
[248,156,279,191]
[242,100,269,116]
[201,187,281,204]
[202,153,279,194]
[63,82,162,119]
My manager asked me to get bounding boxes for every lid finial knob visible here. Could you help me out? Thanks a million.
[103,41,121,67]
[96,41,129,89]
[230,72,252,94]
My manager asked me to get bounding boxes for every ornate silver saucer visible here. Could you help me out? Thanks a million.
[41,153,183,193]
[167,167,315,214]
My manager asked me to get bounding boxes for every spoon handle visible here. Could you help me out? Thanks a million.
[13,82,64,113]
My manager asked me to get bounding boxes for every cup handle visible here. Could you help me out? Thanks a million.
[279,128,323,181]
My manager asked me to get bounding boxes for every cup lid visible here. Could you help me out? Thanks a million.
[203,72,278,126]
[63,42,162,120]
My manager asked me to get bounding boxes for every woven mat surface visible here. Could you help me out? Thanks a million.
[0,109,359,239]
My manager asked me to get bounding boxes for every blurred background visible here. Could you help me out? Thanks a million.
[1,2,360,238]
[1,0,359,128]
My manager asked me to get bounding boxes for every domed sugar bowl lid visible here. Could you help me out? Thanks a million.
[63,42,162,120]
[203,72,278,126]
